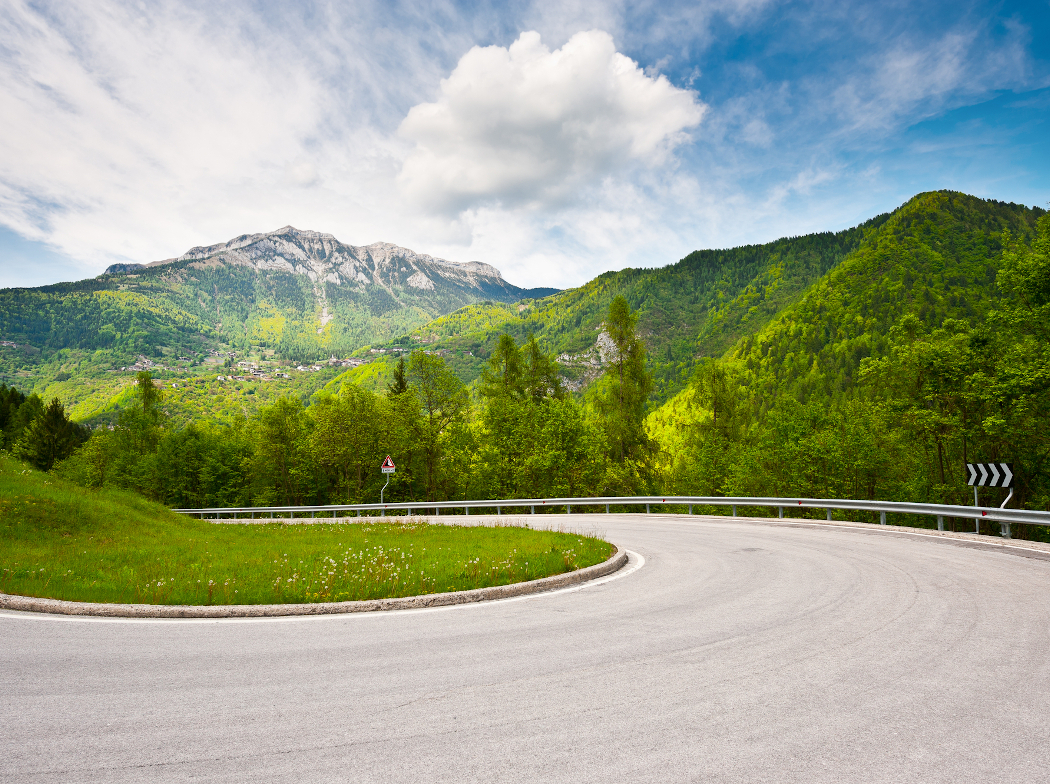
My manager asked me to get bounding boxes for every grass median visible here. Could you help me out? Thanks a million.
[0,456,613,606]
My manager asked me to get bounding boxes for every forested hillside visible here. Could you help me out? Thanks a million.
[2,190,1047,532]
[652,192,1049,515]
[396,213,892,403]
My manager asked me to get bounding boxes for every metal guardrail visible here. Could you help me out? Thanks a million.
[173,495,1050,539]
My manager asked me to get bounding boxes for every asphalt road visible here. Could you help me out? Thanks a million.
[3,514,1050,783]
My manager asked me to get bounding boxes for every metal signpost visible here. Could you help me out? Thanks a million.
[965,462,1014,537]
[380,455,395,506]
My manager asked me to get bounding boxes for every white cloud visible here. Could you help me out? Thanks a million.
[829,24,1033,137]
[0,1,1044,292]
[397,30,705,215]
[0,0,475,278]
[0,0,328,269]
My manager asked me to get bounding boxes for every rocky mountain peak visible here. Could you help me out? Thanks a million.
[103,228,508,287]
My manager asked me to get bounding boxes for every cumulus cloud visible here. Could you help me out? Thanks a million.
[397,30,705,215]
[0,0,1044,290]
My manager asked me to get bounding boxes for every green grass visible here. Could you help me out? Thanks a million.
[0,455,613,606]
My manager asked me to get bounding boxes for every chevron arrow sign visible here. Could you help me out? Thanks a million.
[965,462,1014,487]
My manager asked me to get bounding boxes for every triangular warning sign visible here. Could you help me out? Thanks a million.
[381,455,395,469]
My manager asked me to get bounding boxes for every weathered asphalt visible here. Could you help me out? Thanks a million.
[2,514,1049,783]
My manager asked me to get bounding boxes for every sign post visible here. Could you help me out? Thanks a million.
[965,462,1014,537]
[380,455,395,506]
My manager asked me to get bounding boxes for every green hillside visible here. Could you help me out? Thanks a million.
[0,227,555,419]
[650,191,1049,512]
[723,191,1042,403]
[384,213,893,403]
[2,189,1047,531]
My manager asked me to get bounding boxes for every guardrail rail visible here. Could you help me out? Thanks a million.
[173,495,1050,539]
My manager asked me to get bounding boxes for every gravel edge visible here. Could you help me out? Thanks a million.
[0,546,627,618]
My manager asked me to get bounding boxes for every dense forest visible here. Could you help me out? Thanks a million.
[653,195,1050,520]
[1,191,1047,538]
[392,210,894,403]
[39,299,652,508]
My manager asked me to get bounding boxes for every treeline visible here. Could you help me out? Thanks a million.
[53,297,656,508]
[401,193,1044,409]
[0,286,211,357]
[413,222,881,405]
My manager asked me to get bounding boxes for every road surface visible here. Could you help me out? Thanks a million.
[2,514,1049,783]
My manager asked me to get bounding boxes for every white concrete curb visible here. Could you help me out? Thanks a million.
[0,546,627,618]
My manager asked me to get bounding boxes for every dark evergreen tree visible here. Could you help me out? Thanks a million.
[387,355,409,397]
[596,296,653,464]
[19,397,87,471]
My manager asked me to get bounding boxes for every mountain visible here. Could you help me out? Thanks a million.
[331,192,1045,409]
[4,192,1045,429]
[646,191,1047,442]
[0,226,557,365]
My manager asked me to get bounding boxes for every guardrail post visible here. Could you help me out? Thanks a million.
[1000,522,1012,539]
[497,506,501,515]
[732,505,737,517]
[464,506,468,516]
[566,504,571,514]
[937,515,944,531]
[826,509,832,521]
[531,505,535,514]
[880,511,886,526]
[688,504,692,515]
[646,504,650,513]
[974,487,980,534]
[606,504,610,513]
[778,506,783,518]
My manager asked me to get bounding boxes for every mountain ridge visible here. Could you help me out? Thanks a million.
[104,226,514,288]
[4,190,1045,430]
[0,225,557,369]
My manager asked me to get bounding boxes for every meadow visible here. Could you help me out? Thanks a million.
[0,455,613,606]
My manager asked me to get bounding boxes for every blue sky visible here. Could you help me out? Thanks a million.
[0,0,1047,289]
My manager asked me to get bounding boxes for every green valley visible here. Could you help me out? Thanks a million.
[1,190,1048,536]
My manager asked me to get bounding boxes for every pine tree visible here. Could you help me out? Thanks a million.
[596,296,653,464]
[19,397,86,471]
[387,355,409,397]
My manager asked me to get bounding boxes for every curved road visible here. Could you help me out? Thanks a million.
[3,515,1050,783]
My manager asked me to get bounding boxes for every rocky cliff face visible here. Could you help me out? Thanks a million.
[107,226,529,301]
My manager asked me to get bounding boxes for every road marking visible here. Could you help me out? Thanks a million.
[0,551,645,626]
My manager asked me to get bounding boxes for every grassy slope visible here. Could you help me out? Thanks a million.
[647,191,1048,445]
[0,455,612,605]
